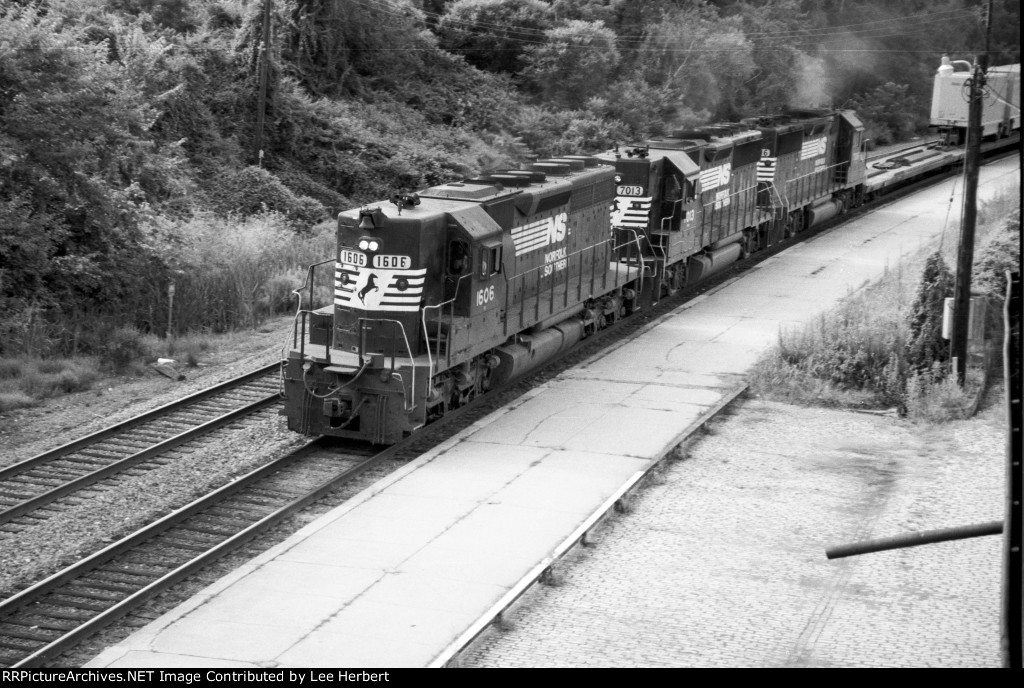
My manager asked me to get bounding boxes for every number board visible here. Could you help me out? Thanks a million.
[340,250,367,267]
[616,185,645,197]
[373,254,411,269]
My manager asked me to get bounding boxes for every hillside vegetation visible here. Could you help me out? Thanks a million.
[0,0,1018,365]
[749,189,1021,421]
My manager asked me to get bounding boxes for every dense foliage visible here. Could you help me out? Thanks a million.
[0,0,1018,356]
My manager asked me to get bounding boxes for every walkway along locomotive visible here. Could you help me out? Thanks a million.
[282,59,1020,444]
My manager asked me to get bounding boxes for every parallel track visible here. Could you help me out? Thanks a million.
[0,440,383,668]
[0,364,282,530]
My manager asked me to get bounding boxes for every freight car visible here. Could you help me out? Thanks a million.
[282,59,1020,445]
[931,55,1020,143]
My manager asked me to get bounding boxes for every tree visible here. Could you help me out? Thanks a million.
[636,4,756,120]
[0,4,173,319]
[849,82,925,145]
[905,251,955,374]
[436,0,553,73]
[522,20,620,108]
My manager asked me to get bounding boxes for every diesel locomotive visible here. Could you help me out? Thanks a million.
[282,58,1020,445]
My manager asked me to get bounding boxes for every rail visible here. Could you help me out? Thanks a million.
[0,441,383,668]
[0,363,280,482]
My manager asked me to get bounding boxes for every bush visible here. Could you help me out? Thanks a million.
[903,364,975,422]
[102,326,150,373]
[203,166,327,224]
[904,251,954,374]
[973,209,1021,299]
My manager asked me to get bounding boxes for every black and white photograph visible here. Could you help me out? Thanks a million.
[0,0,1020,670]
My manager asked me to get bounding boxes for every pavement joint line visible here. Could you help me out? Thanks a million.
[429,383,749,669]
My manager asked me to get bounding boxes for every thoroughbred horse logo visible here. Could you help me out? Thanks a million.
[358,273,379,304]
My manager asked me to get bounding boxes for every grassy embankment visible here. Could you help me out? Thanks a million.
[0,213,335,413]
[748,183,1021,422]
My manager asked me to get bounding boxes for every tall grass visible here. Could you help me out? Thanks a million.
[0,356,101,412]
[749,182,1020,422]
[748,275,908,410]
[149,212,336,335]
[0,212,336,361]
[0,211,336,412]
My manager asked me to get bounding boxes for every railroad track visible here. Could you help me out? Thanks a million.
[0,440,382,668]
[0,364,283,532]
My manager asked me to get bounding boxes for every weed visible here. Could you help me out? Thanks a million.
[0,391,36,413]
[750,182,1019,417]
[102,327,148,373]
[36,359,67,375]
[904,367,977,422]
[0,358,25,380]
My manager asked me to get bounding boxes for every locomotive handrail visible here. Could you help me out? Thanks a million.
[613,228,647,298]
[504,239,607,332]
[421,300,448,384]
[501,234,653,333]
[421,272,471,383]
[699,181,757,248]
[291,258,336,361]
[659,198,686,235]
[785,160,846,209]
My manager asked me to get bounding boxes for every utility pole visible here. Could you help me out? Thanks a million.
[950,0,993,385]
[254,0,272,165]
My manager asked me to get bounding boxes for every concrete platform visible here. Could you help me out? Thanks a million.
[86,156,1019,668]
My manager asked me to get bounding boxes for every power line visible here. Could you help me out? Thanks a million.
[348,0,980,47]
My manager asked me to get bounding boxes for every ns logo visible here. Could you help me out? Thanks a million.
[547,212,568,244]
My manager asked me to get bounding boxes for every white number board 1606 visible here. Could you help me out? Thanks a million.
[373,254,411,269]
[340,250,367,267]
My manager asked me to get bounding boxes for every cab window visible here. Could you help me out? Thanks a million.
[480,244,502,278]
[448,240,469,275]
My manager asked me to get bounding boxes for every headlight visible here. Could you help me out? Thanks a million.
[358,239,369,250]
[368,240,380,251]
